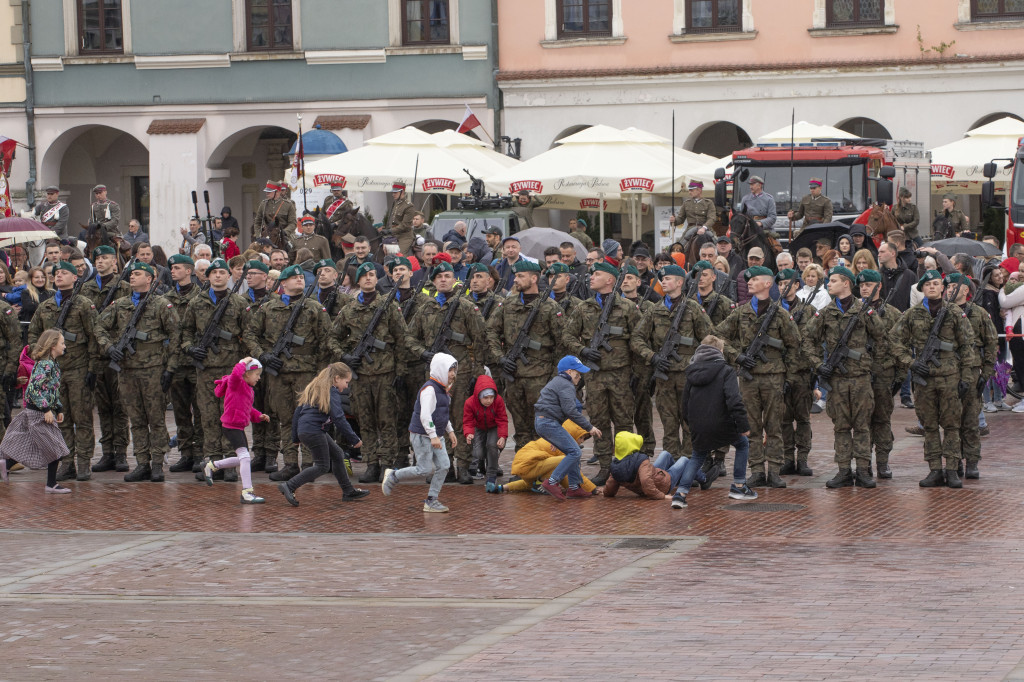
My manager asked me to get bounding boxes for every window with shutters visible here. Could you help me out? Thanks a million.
[826,0,885,27]
[686,0,742,33]
[247,0,293,51]
[556,0,612,38]
[403,0,451,44]
[971,0,1024,20]
[78,0,123,54]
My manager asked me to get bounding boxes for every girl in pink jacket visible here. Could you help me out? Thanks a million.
[203,357,271,504]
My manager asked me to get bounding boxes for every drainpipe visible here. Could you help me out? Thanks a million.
[22,0,37,209]
[490,0,502,152]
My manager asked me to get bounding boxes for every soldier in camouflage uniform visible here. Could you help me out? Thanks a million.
[390,257,432,456]
[0,297,19,445]
[857,270,904,479]
[561,261,640,486]
[714,265,801,488]
[81,245,131,472]
[778,269,816,477]
[621,261,665,455]
[30,262,105,480]
[163,254,205,474]
[632,262,711,462]
[802,266,886,488]
[488,260,562,451]
[240,261,278,471]
[407,261,489,483]
[253,181,297,245]
[947,273,998,479]
[244,264,333,481]
[332,263,411,483]
[511,190,546,230]
[547,262,580,318]
[788,178,833,229]
[312,259,351,319]
[181,258,253,483]
[387,181,418,256]
[890,270,976,488]
[99,262,181,483]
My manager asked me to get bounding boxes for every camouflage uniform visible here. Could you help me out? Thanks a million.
[561,294,640,475]
[802,298,886,472]
[98,293,181,469]
[28,290,105,476]
[714,299,802,480]
[331,291,411,473]
[487,291,562,447]
[243,288,278,469]
[791,193,833,227]
[511,196,546,230]
[253,196,297,243]
[865,299,904,472]
[0,302,19,444]
[959,301,998,468]
[244,293,333,473]
[625,296,661,454]
[553,290,581,319]
[163,283,204,468]
[82,276,131,464]
[891,300,975,474]
[315,285,352,320]
[631,295,710,459]
[781,295,817,472]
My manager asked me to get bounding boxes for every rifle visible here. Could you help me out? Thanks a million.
[647,276,700,390]
[263,273,318,377]
[815,283,879,392]
[911,279,966,387]
[791,280,823,325]
[736,278,797,381]
[108,285,154,372]
[427,283,466,355]
[203,190,220,259]
[53,275,86,342]
[502,276,556,384]
[703,271,730,321]
[874,278,900,317]
[480,293,499,321]
[581,269,627,371]
[348,288,399,380]
[192,268,248,371]
[99,256,136,312]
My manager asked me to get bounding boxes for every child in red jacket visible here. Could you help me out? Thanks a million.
[463,374,508,492]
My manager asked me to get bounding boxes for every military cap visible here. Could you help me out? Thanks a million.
[749,175,765,185]
[330,182,345,190]
[577,218,588,228]
[92,245,115,259]
[51,261,77,276]
[245,259,269,274]
[167,254,195,268]
[916,269,942,291]
[775,268,799,283]
[688,180,704,189]
[263,181,280,193]
[313,258,337,273]
[386,256,412,273]
[622,263,639,277]
[546,262,570,275]
[809,178,823,187]
[44,185,60,193]
[942,192,957,202]
[433,252,452,264]
[689,260,713,278]
[511,260,541,274]
[945,272,972,287]
[130,261,155,277]
[828,266,856,284]
[466,262,490,277]
[278,264,304,281]
[392,181,406,192]
[92,184,107,193]
[659,264,686,279]
[591,261,619,278]
[299,215,315,224]
[206,258,230,274]
[355,262,377,282]
[430,261,454,280]
[856,269,882,285]
[743,265,774,282]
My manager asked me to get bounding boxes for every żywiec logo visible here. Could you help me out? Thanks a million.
[930,165,954,179]
[580,198,607,209]
[313,174,346,188]
[620,177,654,192]
[510,180,543,194]
[422,178,456,192]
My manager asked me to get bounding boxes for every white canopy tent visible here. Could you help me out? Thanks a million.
[757,121,859,143]
[929,116,1024,194]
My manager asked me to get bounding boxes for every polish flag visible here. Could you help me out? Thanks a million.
[290,131,304,184]
[0,136,17,176]
[456,105,482,135]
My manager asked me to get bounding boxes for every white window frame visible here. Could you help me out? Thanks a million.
[673,0,754,35]
[543,0,624,42]
[389,0,460,47]
[63,0,133,56]
[232,0,302,53]
[812,0,895,29]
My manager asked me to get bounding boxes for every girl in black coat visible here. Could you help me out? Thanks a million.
[672,336,757,508]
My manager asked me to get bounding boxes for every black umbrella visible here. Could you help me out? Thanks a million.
[786,222,850,255]
[927,237,1002,259]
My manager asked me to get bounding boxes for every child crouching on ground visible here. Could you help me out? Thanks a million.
[462,374,508,492]
[381,353,458,513]
[491,419,597,495]
[204,357,271,504]
[674,335,758,508]
[603,432,705,499]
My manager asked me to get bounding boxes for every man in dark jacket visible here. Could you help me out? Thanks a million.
[878,239,920,409]
[672,335,757,508]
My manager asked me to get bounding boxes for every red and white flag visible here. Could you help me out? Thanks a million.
[0,136,17,176]
[456,105,482,135]
[0,173,12,218]
[290,131,304,184]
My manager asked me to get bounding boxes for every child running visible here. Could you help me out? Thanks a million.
[203,357,271,504]
[278,362,368,506]
[381,353,459,512]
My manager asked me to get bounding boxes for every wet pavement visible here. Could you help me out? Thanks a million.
[1,404,1022,680]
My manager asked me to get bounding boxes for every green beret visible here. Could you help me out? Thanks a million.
[659,264,686,279]
[430,261,454,280]
[622,263,639,277]
[355,262,377,282]
[511,259,541,274]
[945,272,971,286]
[546,262,570,275]
[278,264,304,281]
[828,266,856,284]
[689,260,713,278]
[130,261,155,277]
[743,265,774,282]
[916,269,942,291]
[206,258,230,274]
[775,268,799,283]
[591,261,619,278]
[466,262,490,277]
[92,245,115,260]
[52,261,77,276]
[167,254,194,268]
[386,256,411,273]
[245,259,269,274]
[313,258,337,273]
[856,269,881,285]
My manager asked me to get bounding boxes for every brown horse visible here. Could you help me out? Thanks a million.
[729,213,778,273]
[866,204,899,240]
[331,206,385,261]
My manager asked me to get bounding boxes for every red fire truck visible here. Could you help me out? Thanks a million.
[982,138,1024,251]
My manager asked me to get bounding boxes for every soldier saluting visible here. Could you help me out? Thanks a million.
[788,178,833,230]
[253,181,297,247]
[386,181,417,256]
[89,184,121,243]
[34,185,69,238]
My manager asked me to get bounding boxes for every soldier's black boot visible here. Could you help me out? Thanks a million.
[92,452,116,472]
[965,461,980,479]
[169,455,193,473]
[877,461,892,479]
[124,463,151,482]
[444,466,456,483]
[114,452,129,472]
[192,458,205,474]
[826,468,855,488]
[358,462,380,484]
[746,468,767,488]
[458,466,473,485]
[250,455,266,473]
[766,465,787,488]
[591,468,610,487]
[854,467,876,488]
[270,463,299,482]
[55,460,76,481]
[919,469,946,487]
[956,459,965,478]
[796,457,813,476]
[223,468,238,483]
[945,469,963,489]
[150,462,165,483]
[779,459,797,475]
[76,456,92,481]
[263,457,279,475]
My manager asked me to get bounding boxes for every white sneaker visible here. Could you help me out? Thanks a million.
[996,401,1013,411]
[203,459,216,486]
[983,402,997,413]
[381,468,397,496]
[1013,402,1024,413]
[423,498,449,513]
[240,488,265,504]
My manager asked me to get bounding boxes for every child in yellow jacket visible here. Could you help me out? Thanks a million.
[490,420,598,495]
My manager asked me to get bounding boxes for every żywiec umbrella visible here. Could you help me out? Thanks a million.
[513,227,588,263]
[786,221,851,255]
[927,237,1002,259]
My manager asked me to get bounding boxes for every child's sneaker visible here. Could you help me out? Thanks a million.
[240,488,265,504]
[381,468,397,496]
[540,480,566,501]
[423,498,449,513]
[670,492,687,509]
[565,486,591,498]
[729,484,758,500]
[202,458,216,486]
[485,481,503,493]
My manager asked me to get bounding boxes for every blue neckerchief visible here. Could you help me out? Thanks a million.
[208,288,218,304]
[281,294,292,306]
[751,297,759,315]
[248,289,256,302]
[663,295,673,310]
[131,291,141,306]
[95,273,103,289]
[924,298,934,313]
[54,290,63,307]
[697,292,704,305]
[549,290,556,300]
[595,293,604,307]
[781,299,791,311]
[436,292,447,306]
[835,296,845,314]
[471,292,480,302]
